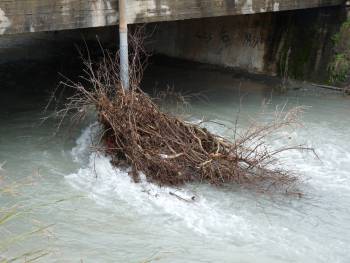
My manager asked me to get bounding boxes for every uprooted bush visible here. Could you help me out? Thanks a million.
[55,33,313,194]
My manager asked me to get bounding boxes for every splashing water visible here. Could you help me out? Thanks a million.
[1,62,350,262]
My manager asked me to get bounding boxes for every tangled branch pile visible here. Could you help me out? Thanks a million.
[60,33,309,193]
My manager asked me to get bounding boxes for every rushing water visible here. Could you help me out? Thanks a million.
[1,60,350,263]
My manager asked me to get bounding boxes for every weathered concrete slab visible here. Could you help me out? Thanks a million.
[0,0,345,35]
[149,5,345,81]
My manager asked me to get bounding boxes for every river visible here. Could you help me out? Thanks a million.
[0,59,350,262]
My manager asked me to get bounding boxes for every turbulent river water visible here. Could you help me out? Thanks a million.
[1,60,350,262]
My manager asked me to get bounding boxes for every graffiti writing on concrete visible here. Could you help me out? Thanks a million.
[195,32,213,43]
[242,32,264,48]
[220,28,231,47]
[194,27,265,51]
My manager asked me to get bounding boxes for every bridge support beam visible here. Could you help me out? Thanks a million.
[0,0,344,35]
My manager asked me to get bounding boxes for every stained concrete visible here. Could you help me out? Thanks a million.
[0,0,344,35]
[148,6,346,81]
[0,2,346,83]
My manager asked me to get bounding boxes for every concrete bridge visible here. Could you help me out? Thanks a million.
[0,0,345,35]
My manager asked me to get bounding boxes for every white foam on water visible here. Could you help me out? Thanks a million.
[273,124,350,193]
[71,122,100,164]
[66,124,253,239]
[64,117,350,262]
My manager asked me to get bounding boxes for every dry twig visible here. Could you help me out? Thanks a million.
[55,30,313,194]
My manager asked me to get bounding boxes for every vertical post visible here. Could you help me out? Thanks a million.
[119,0,129,90]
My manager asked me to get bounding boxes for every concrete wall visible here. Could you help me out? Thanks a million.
[0,4,346,83]
[0,0,344,35]
[148,5,346,81]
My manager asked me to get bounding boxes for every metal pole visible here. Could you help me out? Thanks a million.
[119,0,129,90]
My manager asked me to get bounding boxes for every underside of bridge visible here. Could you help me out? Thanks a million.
[0,1,347,82]
[148,5,346,81]
[0,0,344,35]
